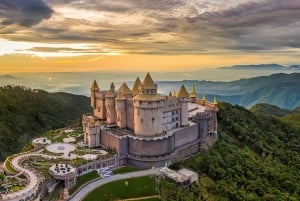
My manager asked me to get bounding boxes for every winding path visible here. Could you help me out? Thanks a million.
[68,168,159,201]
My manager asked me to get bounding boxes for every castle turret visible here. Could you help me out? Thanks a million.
[91,80,99,109]
[132,77,141,96]
[105,82,116,124]
[116,82,133,128]
[190,83,197,103]
[90,80,106,119]
[177,85,189,127]
[133,73,164,137]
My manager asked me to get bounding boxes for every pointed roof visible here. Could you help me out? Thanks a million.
[132,77,142,95]
[118,82,132,95]
[202,94,206,101]
[176,85,189,98]
[91,80,99,90]
[110,82,115,90]
[213,96,218,105]
[142,72,155,88]
[190,83,197,98]
[169,91,172,97]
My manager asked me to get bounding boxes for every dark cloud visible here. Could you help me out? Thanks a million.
[0,0,53,27]
[2,0,300,56]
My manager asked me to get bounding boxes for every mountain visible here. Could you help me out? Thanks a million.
[0,85,91,161]
[220,63,285,70]
[250,103,300,130]
[158,73,300,109]
[250,103,290,117]
[161,102,300,200]
[0,74,17,79]
[219,63,300,70]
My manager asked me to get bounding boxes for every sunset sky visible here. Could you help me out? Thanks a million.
[1,0,300,72]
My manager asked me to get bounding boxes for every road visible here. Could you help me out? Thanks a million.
[68,168,159,201]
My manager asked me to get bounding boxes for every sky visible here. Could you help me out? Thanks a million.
[1,0,300,72]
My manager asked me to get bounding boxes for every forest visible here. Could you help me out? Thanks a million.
[160,102,300,200]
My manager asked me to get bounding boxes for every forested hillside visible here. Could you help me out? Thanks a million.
[0,86,90,161]
[161,102,300,201]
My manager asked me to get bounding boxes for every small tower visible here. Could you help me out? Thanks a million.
[133,72,164,137]
[201,94,206,106]
[190,83,197,103]
[177,85,189,127]
[132,77,142,96]
[105,82,116,124]
[116,82,133,128]
[213,96,218,106]
[90,80,99,109]
[90,80,106,119]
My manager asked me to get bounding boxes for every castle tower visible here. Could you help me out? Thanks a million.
[105,82,116,124]
[90,80,106,119]
[177,85,189,127]
[190,83,197,103]
[133,72,164,137]
[116,82,133,128]
[91,80,99,108]
[132,77,142,96]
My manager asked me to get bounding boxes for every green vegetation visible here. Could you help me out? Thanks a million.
[251,103,300,130]
[69,170,100,195]
[250,103,290,117]
[112,166,138,174]
[83,176,156,201]
[162,102,300,200]
[0,86,90,161]
[132,197,160,201]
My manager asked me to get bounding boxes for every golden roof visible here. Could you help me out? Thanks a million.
[132,77,142,95]
[202,94,206,101]
[91,80,99,90]
[117,82,132,95]
[177,85,189,98]
[142,72,155,88]
[213,96,218,105]
[190,83,197,98]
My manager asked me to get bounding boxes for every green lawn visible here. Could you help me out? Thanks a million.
[69,170,100,195]
[112,166,138,174]
[132,198,160,201]
[82,176,157,201]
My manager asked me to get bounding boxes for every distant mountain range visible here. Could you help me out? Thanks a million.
[220,63,300,70]
[158,73,300,110]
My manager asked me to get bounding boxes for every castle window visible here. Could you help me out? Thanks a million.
[152,117,155,121]
[141,118,143,123]
[98,107,100,112]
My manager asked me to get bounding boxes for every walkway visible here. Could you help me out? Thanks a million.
[68,168,159,201]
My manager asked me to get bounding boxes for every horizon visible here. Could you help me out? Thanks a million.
[1,0,300,72]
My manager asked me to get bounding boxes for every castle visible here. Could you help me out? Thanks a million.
[82,73,218,168]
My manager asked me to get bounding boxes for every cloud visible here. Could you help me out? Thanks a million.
[1,0,300,57]
[0,0,53,27]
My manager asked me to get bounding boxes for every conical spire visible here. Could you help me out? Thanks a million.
[169,91,172,97]
[91,80,99,90]
[142,72,155,88]
[118,82,132,95]
[110,82,115,91]
[202,94,206,101]
[190,83,197,98]
[132,77,142,96]
[177,85,189,98]
[213,96,218,105]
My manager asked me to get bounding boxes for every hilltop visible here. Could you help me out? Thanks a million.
[0,85,90,161]
[161,102,300,200]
